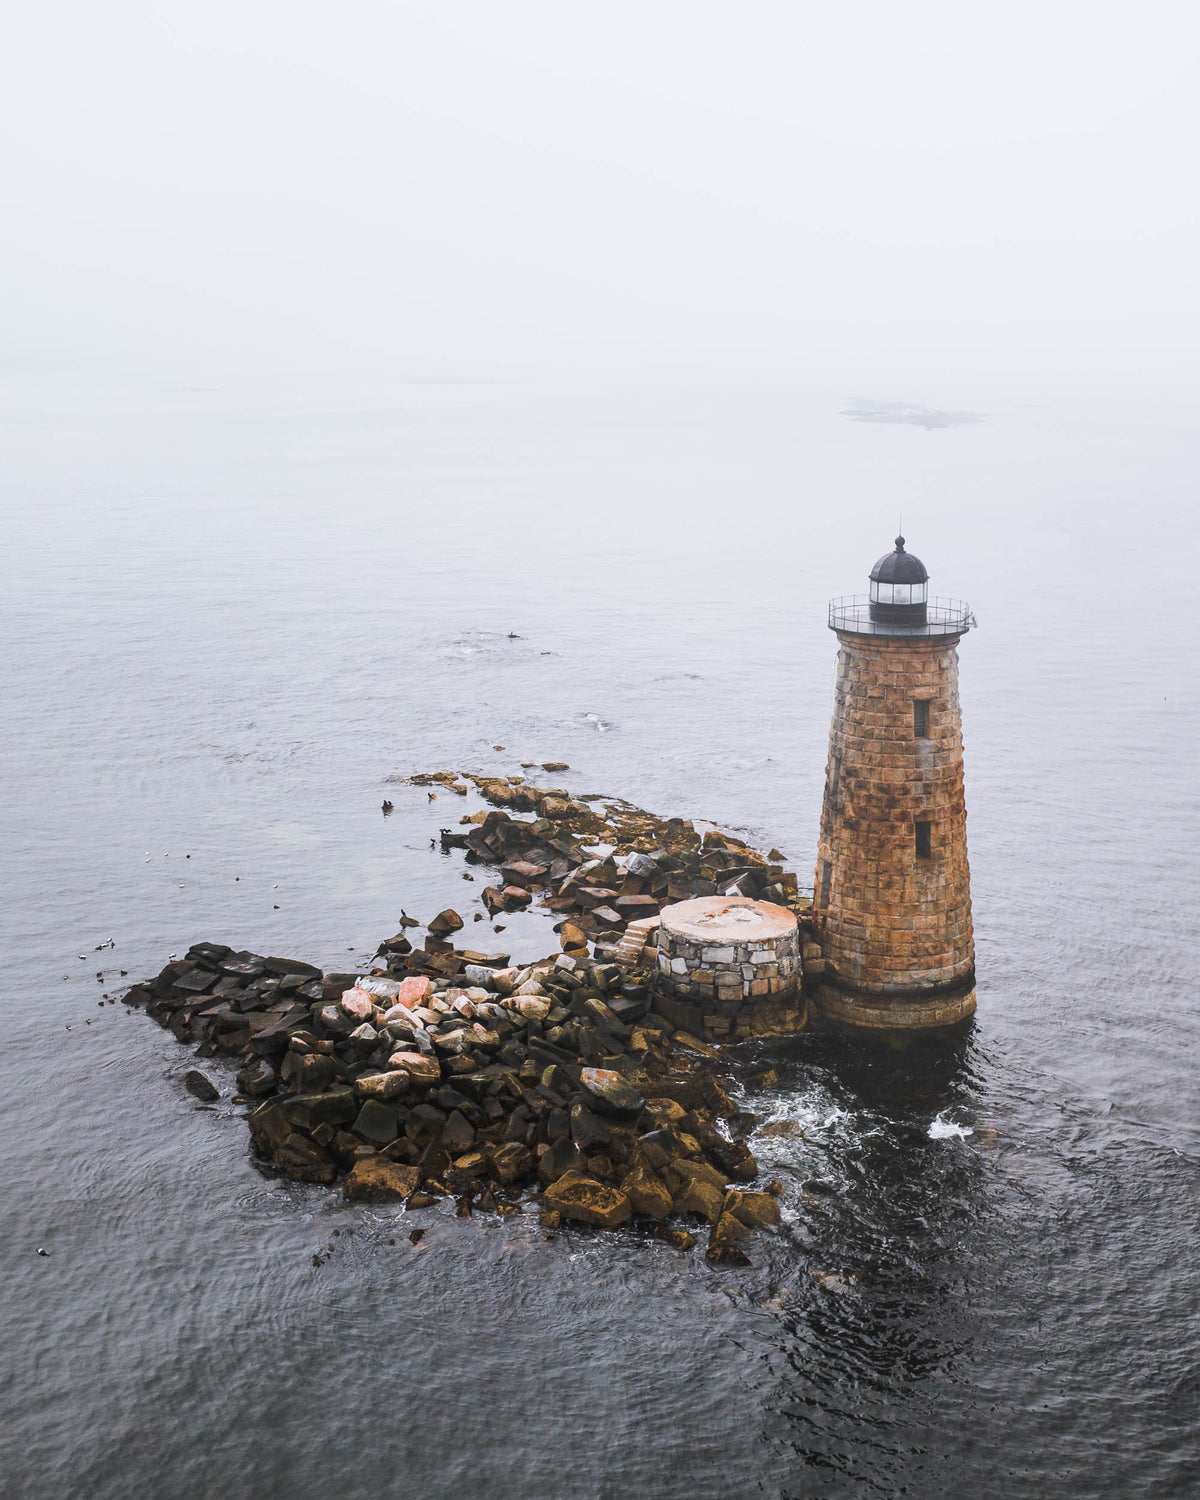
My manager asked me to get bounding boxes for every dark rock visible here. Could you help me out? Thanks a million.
[273,1133,336,1183]
[637,1128,691,1170]
[405,1103,448,1148]
[263,957,322,979]
[650,1224,696,1251]
[578,1067,644,1119]
[187,942,231,965]
[353,1100,399,1145]
[446,1151,489,1191]
[703,1135,758,1182]
[247,1098,293,1154]
[235,1058,277,1097]
[538,1136,584,1185]
[294,1053,336,1094]
[172,966,219,996]
[417,1141,451,1181]
[184,1070,219,1102]
[569,1105,611,1154]
[219,952,267,979]
[489,1141,533,1185]
[279,1089,358,1133]
[353,1070,409,1102]
[663,1160,727,1222]
[440,1110,476,1154]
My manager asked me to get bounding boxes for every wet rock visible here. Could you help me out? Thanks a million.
[642,1098,686,1129]
[263,957,322,980]
[387,1051,441,1086]
[428,909,464,937]
[316,1003,358,1036]
[569,1105,611,1154]
[489,1141,533,1185]
[621,1166,673,1219]
[663,1160,727,1222]
[247,1098,293,1154]
[405,1103,448,1148]
[650,1224,695,1251]
[280,1089,358,1133]
[636,1128,692,1170]
[274,1133,337,1183]
[706,1211,752,1265]
[235,1058,276,1097]
[294,1053,336,1094]
[446,1151,489,1191]
[542,1173,631,1229]
[538,1137,585,1185]
[441,1110,476,1154]
[184,1070,219,1102]
[724,1189,781,1230]
[353,1100,399,1145]
[343,1158,420,1201]
[172,966,220,996]
[578,1067,644,1120]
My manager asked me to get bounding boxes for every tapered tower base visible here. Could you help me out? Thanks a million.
[814,982,976,1031]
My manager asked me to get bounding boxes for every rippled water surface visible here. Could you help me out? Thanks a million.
[3,370,1198,1498]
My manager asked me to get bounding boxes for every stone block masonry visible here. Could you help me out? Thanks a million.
[654,897,806,1040]
[813,631,975,1027]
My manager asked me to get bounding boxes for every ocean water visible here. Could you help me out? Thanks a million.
[2,368,1198,1499]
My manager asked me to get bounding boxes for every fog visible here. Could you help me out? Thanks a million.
[2,1,1197,375]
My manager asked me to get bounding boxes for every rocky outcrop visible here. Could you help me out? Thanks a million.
[122,778,808,1263]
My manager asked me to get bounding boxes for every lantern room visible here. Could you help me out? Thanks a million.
[868,535,929,626]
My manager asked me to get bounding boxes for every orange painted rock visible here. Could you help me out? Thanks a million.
[395,976,433,1009]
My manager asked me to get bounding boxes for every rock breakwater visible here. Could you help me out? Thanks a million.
[123,778,819,1264]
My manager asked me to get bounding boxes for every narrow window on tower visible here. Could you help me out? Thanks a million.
[819,859,832,909]
[915,821,932,859]
[913,699,930,738]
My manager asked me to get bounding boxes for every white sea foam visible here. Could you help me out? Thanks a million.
[928,1113,975,1140]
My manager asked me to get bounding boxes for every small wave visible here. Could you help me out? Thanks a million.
[928,1112,974,1140]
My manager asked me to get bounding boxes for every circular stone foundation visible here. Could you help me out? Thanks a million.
[654,897,802,1035]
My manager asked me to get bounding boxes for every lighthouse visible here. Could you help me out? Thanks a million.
[813,537,976,1029]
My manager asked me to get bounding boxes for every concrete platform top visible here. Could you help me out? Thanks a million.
[659,895,798,943]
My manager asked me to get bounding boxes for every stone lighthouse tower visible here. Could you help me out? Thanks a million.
[813,537,976,1029]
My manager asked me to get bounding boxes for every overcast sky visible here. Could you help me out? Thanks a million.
[2,2,1197,375]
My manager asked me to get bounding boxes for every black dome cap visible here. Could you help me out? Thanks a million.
[870,535,928,585]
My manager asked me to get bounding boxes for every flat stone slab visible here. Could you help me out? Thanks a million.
[659,896,797,944]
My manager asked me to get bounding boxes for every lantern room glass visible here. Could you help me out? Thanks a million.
[869,580,928,606]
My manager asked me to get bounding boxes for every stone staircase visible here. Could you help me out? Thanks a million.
[613,915,660,969]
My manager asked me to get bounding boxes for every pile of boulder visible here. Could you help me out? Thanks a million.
[127,944,779,1263]
[122,779,814,1263]
[423,771,813,969]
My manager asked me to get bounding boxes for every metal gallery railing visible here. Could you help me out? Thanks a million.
[827,595,976,636]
